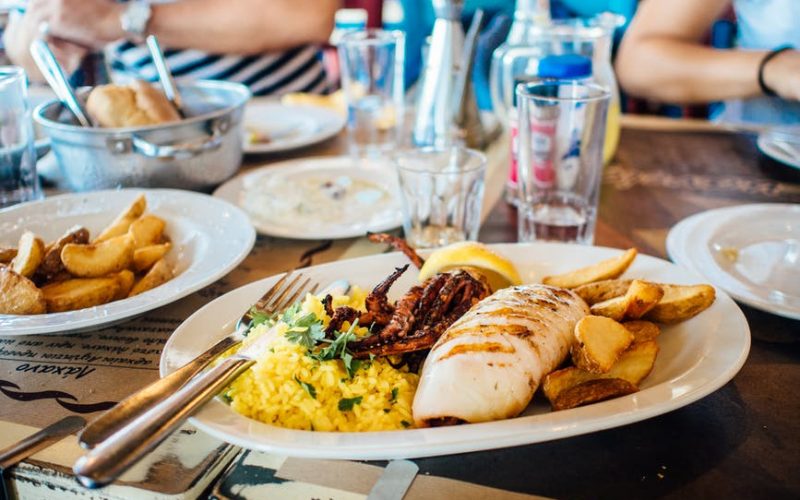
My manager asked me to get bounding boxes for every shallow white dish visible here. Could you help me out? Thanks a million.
[757,131,800,171]
[0,189,256,335]
[161,243,750,460]
[214,156,403,240]
[667,203,800,320]
[243,101,345,154]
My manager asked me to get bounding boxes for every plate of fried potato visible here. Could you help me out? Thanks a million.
[0,189,255,335]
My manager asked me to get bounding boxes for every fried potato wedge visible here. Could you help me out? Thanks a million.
[36,226,90,281]
[571,315,634,373]
[129,258,173,297]
[94,195,146,243]
[0,247,17,264]
[623,280,664,319]
[623,320,661,343]
[542,248,637,289]
[573,279,632,305]
[644,284,716,324]
[552,378,638,411]
[112,270,136,300]
[589,295,628,321]
[11,231,45,278]
[0,267,46,315]
[41,277,120,313]
[128,214,166,249]
[543,340,659,404]
[61,234,135,278]
[132,243,172,272]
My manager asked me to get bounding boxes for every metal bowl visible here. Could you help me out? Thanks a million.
[34,80,250,192]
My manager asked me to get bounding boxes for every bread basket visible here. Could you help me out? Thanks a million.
[34,80,250,192]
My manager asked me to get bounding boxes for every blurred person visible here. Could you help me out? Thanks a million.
[3,0,336,96]
[616,0,800,125]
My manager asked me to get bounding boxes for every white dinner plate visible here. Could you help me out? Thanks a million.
[243,101,345,154]
[213,156,403,240]
[667,203,800,320]
[757,130,800,171]
[0,189,256,335]
[161,243,751,460]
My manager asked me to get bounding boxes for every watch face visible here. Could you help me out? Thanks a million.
[122,1,152,37]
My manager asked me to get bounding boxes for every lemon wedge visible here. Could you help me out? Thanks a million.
[418,242,522,292]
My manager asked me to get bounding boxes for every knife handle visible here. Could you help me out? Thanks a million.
[73,356,253,489]
[78,335,240,449]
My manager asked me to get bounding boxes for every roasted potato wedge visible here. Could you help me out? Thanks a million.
[552,378,638,411]
[36,226,90,282]
[623,280,664,319]
[129,258,173,297]
[132,243,172,272]
[94,195,146,243]
[11,231,45,278]
[0,267,46,315]
[644,284,716,324]
[543,340,659,404]
[542,248,637,289]
[41,277,120,313]
[573,279,632,305]
[112,270,136,300]
[571,315,634,373]
[0,247,17,264]
[61,234,134,278]
[623,320,661,343]
[590,295,628,321]
[128,214,166,249]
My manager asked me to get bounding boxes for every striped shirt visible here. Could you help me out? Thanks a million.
[106,40,330,96]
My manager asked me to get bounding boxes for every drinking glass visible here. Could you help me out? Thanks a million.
[338,30,404,161]
[395,147,486,249]
[516,80,609,244]
[1,66,40,208]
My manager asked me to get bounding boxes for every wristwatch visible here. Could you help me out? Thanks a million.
[120,0,152,43]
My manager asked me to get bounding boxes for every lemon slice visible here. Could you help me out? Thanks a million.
[418,242,522,292]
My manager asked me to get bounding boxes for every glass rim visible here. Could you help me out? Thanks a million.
[339,29,403,46]
[393,146,487,175]
[0,66,26,85]
[516,80,611,103]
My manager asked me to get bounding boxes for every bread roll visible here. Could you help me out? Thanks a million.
[86,81,180,128]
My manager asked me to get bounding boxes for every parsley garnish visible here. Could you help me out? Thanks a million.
[310,320,363,378]
[284,311,326,349]
[389,387,399,403]
[338,396,363,411]
[294,376,317,399]
[401,420,411,428]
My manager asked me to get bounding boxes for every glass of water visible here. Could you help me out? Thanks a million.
[516,80,610,244]
[1,66,40,208]
[338,30,404,161]
[395,147,486,249]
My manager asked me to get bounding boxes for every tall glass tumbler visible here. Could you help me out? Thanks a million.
[516,81,610,244]
[395,147,486,249]
[338,30,404,161]
[0,67,40,208]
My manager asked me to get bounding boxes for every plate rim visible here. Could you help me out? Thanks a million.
[757,132,800,170]
[242,102,345,155]
[160,242,752,459]
[0,188,256,335]
[213,155,403,240]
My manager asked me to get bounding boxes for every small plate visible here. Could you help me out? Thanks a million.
[214,156,403,240]
[243,101,345,154]
[0,189,256,335]
[161,243,750,460]
[757,130,800,170]
[667,204,800,320]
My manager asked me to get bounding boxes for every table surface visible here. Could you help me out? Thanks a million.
[2,116,799,499]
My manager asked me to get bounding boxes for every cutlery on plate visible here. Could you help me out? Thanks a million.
[145,35,186,117]
[73,272,321,488]
[78,271,338,449]
[0,416,86,498]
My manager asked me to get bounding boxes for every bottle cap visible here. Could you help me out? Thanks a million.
[335,8,368,30]
[538,54,592,79]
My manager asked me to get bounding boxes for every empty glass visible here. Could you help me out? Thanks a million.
[516,80,610,244]
[1,66,40,208]
[395,147,486,249]
[338,30,404,161]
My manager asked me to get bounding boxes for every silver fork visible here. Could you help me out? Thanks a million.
[76,270,317,455]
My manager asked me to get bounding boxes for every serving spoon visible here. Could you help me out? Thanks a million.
[145,35,186,118]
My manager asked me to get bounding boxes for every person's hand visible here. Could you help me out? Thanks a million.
[28,0,125,49]
[762,49,800,101]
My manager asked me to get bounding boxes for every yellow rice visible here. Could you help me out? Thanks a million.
[223,287,419,432]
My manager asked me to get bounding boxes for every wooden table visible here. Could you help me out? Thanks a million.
[2,117,798,499]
